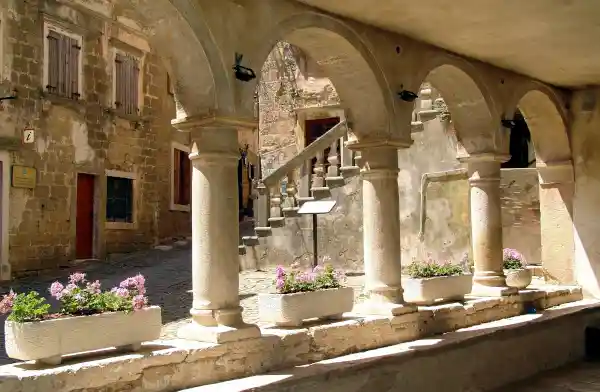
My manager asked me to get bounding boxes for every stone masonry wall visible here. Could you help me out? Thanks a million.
[2,0,190,276]
[252,42,541,271]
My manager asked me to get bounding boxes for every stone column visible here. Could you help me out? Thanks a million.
[173,116,260,343]
[538,161,575,284]
[462,154,517,296]
[349,140,415,316]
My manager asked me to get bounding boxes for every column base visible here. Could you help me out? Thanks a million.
[469,283,518,297]
[177,321,261,344]
[353,301,417,317]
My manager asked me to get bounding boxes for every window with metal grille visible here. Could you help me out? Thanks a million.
[46,29,81,99]
[114,52,140,115]
[173,148,191,206]
[106,176,134,223]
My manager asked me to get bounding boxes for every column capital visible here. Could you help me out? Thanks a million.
[457,152,510,164]
[537,160,574,186]
[172,114,258,132]
[346,138,412,152]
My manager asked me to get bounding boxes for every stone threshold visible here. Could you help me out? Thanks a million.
[0,285,584,392]
[187,299,600,392]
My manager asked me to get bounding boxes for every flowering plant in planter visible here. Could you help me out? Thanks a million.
[403,260,472,305]
[1,272,161,366]
[259,263,353,327]
[503,248,532,289]
[0,272,149,322]
[274,263,345,294]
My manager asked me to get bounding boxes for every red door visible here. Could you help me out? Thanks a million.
[76,174,95,259]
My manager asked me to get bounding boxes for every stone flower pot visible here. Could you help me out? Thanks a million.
[504,268,533,289]
[403,274,473,305]
[258,287,354,327]
[5,306,162,366]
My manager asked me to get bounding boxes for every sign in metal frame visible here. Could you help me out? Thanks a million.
[297,200,337,267]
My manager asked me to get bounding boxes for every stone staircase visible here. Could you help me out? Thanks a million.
[238,85,441,264]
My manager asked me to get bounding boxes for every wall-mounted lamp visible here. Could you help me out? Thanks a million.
[501,118,517,129]
[398,90,418,102]
[233,53,256,82]
[0,89,18,102]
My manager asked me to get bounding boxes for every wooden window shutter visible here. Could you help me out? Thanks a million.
[58,34,68,97]
[115,53,124,109]
[173,149,181,204]
[131,58,140,115]
[70,37,81,99]
[46,31,60,93]
[181,151,191,205]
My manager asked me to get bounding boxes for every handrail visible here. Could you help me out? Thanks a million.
[262,120,348,188]
[418,168,468,240]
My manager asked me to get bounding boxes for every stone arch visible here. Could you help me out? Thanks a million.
[246,12,395,140]
[507,86,571,165]
[410,57,502,154]
[116,0,234,117]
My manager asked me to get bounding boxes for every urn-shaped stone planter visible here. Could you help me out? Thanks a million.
[5,306,162,366]
[403,274,473,305]
[504,268,533,290]
[258,287,354,327]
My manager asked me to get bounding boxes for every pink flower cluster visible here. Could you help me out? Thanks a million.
[503,248,525,262]
[0,290,16,314]
[49,273,101,300]
[112,274,148,310]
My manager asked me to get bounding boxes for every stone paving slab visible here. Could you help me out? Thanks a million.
[0,244,366,365]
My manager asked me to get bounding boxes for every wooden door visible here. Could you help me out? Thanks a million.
[76,174,95,259]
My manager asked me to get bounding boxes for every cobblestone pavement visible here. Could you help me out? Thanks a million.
[495,362,600,391]
[0,242,366,365]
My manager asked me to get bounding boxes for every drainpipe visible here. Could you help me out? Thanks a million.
[418,168,468,241]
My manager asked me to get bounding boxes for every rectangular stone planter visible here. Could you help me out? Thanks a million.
[4,306,162,366]
[403,274,473,305]
[259,287,354,327]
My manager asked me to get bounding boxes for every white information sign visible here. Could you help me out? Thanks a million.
[23,129,35,144]
[298,200,336,215]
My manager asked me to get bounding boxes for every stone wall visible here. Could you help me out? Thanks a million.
[2,0,191,276]
[253,42,542,271]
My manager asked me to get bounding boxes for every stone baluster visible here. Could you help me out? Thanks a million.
[297,159,314,204]
[268,181,285,226]
[348,139,416,316]
[311,151,326,190]
[461,153,516,296]
[340,134,355,169]
[172,116,260,343]
[327,139,340,178]
[254,181,270,233]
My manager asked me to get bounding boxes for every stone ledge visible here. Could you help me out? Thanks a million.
[0,286,584,392]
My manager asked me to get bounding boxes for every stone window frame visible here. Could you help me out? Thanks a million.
[170,141,191,212]
[42,20,84,101]
[105,169,138,230]
[109,41,145,119]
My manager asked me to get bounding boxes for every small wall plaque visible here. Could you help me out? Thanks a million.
[12,166,36,189]
[23,129,35,144]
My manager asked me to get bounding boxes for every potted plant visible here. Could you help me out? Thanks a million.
[403,261,472,305]
[1,272,161,366]
[503,248,532,289]
[258,264,353,327]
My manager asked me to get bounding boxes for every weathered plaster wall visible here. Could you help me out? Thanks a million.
[253,44,542,271]
[3,0,191,276]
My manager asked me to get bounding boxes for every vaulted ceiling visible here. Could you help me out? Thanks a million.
[296,0,600,88]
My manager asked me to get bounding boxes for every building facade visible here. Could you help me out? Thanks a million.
[0,0,196,278]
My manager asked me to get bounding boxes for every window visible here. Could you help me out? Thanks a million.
[173,148,191,207]
[106,176,134,223]
[502,110,535,169]
[114,52,140,115]
[44,25,82,100]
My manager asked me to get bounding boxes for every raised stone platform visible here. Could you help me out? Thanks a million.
[0,286,584,392]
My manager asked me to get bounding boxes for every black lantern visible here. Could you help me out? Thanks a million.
[233,53,256,82]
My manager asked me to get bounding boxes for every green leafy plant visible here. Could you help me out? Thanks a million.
[275,263,345,294]
[406,261,464,279]
[6,292,51,323]
[503,248,526,270]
